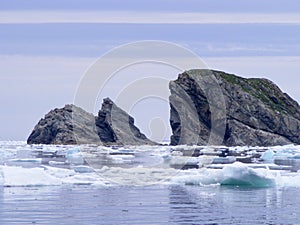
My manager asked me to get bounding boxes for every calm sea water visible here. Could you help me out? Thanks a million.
[1,185,299,225]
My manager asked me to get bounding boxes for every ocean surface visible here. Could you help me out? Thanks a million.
[1,142,300,224]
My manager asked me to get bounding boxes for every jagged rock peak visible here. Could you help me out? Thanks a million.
[96,97,156,145]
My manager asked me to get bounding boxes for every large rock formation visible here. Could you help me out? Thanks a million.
[27,98,155,145]
[170,69,300,146]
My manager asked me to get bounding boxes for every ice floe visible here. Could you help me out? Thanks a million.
[0,142,300,188]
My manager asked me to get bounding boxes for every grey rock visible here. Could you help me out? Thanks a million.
[170,69,300,146]
[27,104,98,145]
[27,98,155,145]
[95,98,156,145]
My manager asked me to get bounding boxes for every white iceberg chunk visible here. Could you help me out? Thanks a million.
[0,165,62,187]
[66,147,84,165]
[221,162,275,188]
[260,149,275,163]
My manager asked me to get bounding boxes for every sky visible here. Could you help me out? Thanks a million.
[1,0,300,141]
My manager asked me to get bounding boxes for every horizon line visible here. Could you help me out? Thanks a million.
[1,11,300,24]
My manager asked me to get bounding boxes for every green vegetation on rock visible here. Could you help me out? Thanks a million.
[218,71,292,115]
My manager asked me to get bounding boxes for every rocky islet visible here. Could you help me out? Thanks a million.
[170,69,300,146]
[28,69,300,146]
[27,98,155,145]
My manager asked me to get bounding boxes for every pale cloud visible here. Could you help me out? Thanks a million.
[1,10,300,24]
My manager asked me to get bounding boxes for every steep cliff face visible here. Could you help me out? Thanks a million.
[95,98,156,145]
[170,69,300,146]
[27,98,155,145]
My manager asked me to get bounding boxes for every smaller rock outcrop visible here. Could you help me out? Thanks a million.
[95,98,156,145]
[27,104,98,145]
[27,98,155,145]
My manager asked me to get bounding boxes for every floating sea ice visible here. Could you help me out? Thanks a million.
[9,158,42,164]
[260,149,275,163]
[221,162,276,188]
[109,154,135,164]
[172,162,276,188]
[276,171,300,187]
[212,156,236,164]
[96,166,177,186]
[198,156,214,167]
[292,154,300,159]
[171,169,223,186]
[170,156,200,167]
[171,151,183,156]
[115,148,135,155]
[72,165,94,173]
[66,148,84,165]
[41,166,108,186]
[229,146,251,154]
[48,160,66,166]
[0,165,62,187]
